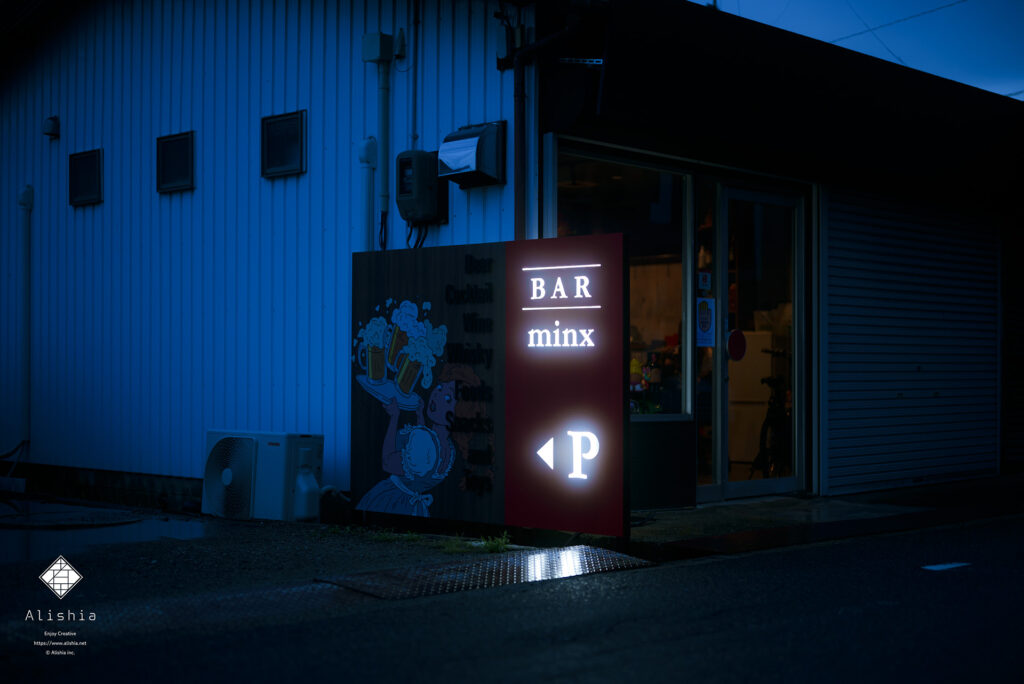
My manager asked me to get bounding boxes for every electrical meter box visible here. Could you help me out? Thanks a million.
[438,121,506,189]
[395,150,448,225]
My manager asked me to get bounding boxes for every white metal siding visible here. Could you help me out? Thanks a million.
[821,193,1000,494]
[0,0,524,489]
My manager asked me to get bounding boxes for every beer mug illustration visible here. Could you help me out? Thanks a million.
[358,343,387,383]
[387,325,409,369]
[395,356,422,395]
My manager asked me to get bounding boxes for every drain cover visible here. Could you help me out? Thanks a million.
[327,545,652,600]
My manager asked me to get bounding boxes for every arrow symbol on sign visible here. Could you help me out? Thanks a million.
[537,437,555,470]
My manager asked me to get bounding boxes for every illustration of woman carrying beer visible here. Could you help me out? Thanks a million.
[354,299,454,517]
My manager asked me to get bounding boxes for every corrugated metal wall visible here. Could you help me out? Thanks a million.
[0,0,526,489]
[820,193,1000,494]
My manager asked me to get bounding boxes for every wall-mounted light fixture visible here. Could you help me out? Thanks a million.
[43,116,60,139]
[438,121,506,189]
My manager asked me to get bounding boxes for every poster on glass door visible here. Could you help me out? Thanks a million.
[697,297,716,347]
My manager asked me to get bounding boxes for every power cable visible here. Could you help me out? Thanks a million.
[1,440,27,459]
[2,440,27,479]
[843,0,907,65]
[774,0,794,23]
[832,0,968,43]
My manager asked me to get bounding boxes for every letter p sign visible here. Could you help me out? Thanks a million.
[566,431,600,480]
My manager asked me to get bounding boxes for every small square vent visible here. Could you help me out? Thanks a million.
[261,110,306,178]
[69,149,103,206]
[157,131,195,193]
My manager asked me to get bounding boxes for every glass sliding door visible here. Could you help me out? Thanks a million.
[699,186,805,500]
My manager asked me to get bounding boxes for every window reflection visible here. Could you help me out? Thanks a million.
[557,155,685,416]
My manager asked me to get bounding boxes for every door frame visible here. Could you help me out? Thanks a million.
[697,185,807,502]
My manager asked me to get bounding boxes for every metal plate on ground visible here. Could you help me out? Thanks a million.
[328,545,653,600]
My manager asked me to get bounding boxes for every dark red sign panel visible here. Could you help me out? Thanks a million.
[504,234,625,537]
[351,234,626,537]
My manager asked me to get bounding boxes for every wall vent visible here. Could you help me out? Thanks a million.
[157,131,195,193]
[69,149,103,206]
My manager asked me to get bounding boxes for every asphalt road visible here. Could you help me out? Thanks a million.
[8,514,1023,683]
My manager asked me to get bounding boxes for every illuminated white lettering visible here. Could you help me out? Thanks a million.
[550,277,567,299]
[527,325,595,348]
[531,278,546,300]
[567,431,600,479]
[574,275,592,298]
[528,328,552,347]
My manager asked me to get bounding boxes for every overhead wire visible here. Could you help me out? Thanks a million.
[842,0,907,65]
[832,0,969,43]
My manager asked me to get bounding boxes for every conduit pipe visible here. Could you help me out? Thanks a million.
[362,33,394,250]
[17,185,33,449]
[358,137,377,253]
[377,59,392,250]
[512,25,573,241]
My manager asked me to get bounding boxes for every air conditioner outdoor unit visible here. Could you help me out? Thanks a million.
[201,431,324,521]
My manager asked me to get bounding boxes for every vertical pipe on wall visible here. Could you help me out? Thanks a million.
[377,59,391,249]
[512,26,572,241]
[358,137,377,253]
[409,0,420,151]
[17,185,34,453]
[363,32,394,250]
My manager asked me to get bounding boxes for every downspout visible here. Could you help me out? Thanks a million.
[410,0,420,150]
[358,138,377,253]
[362,33,394,250]
[377,58,391,250]
[18,185,33,452]
[512,26,573,241]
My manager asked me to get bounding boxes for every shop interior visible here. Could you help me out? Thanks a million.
[557,153,796,502]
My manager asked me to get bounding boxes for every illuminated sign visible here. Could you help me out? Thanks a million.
[537,430,601,479]
[527,322,595,348]
[522,264,602,349]
[505,234,625,537]
[351,234,626,538]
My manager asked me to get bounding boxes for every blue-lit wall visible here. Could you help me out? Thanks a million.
[0,0,532,489]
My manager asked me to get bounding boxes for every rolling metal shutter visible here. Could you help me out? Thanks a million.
[1002,261,1024,468]
[821,193,1000,494]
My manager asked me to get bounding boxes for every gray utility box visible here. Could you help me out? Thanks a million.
[396,150,448,225]
[438,121,506,189]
